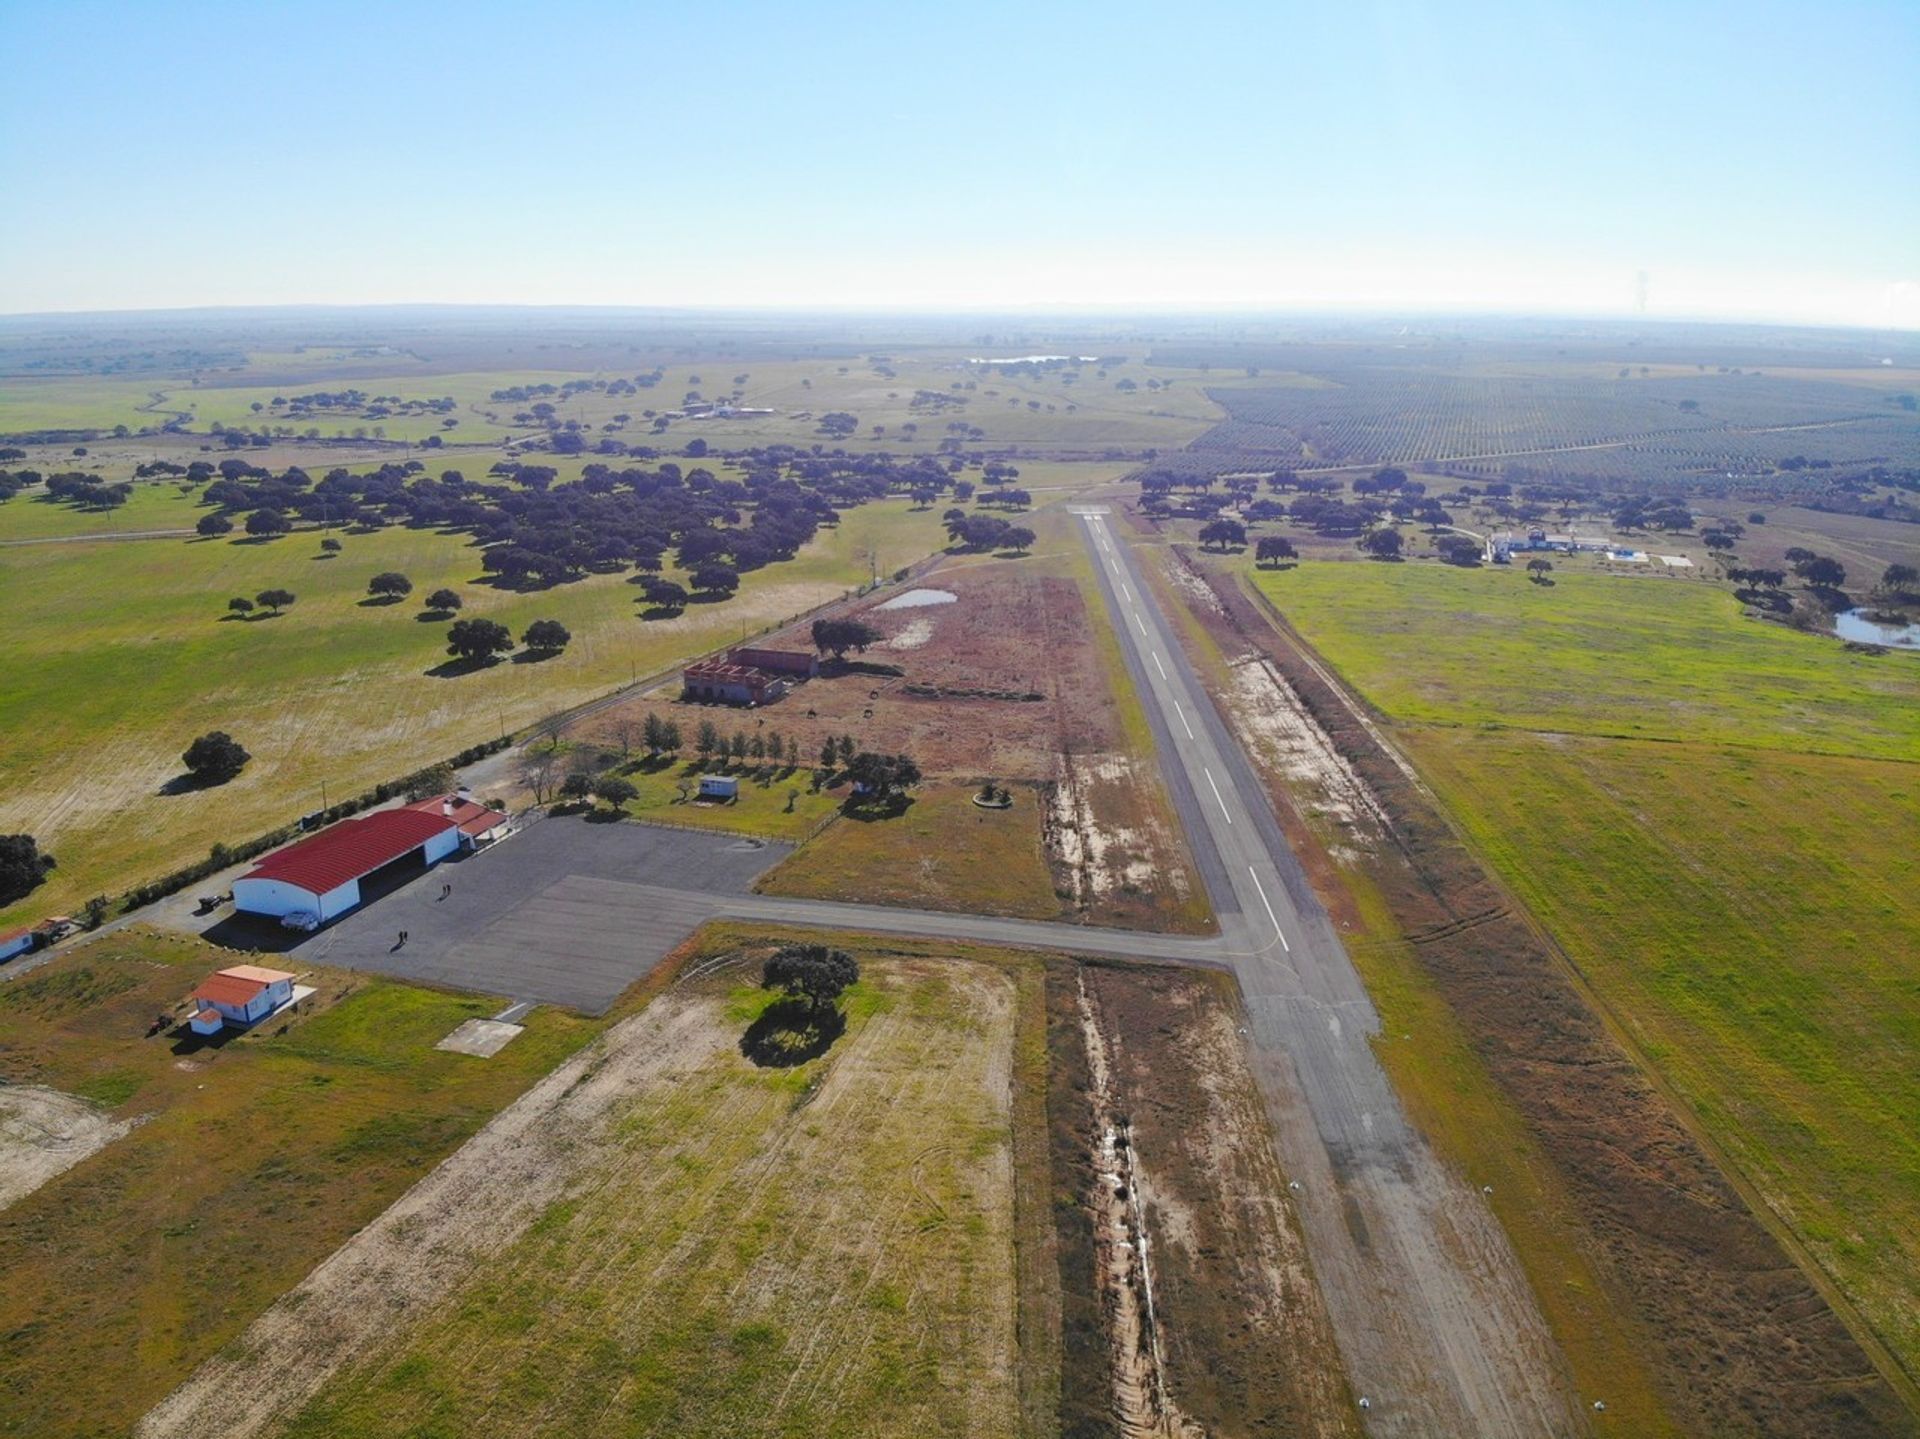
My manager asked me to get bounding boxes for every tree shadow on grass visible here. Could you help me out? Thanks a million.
[426,655,506,679]
[357,595,406,608]
[638,605,687,621]
[618,753,680,776]
[416,609,455,622]
[840,793,916,822]
[158,770,237,796]
[740,998,846,1068]
[511,648,562,664]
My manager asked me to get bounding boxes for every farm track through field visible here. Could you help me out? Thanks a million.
[0,527,196,546]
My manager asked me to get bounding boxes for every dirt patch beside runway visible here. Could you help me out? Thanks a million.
[1045,958,1359,1439]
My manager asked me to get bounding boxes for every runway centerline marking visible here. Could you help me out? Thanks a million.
[1204,767,1234,824]
[1172,699,1195,738]
[1132,610,1148,636]
[1152,651,1168,679]
[1249,867,1290,951]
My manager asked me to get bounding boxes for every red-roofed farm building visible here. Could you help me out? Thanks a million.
[231,794,509,924]
[188,964,298,1035]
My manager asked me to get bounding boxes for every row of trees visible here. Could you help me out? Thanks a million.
[942,509,1035,552]
[694,721,802,770]
[444,617,571,664]
[227,589,295,618]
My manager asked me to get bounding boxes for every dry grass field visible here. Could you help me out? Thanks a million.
[144,952,1030,1439]
[594,533,1211,933]
[0,929,605,1439]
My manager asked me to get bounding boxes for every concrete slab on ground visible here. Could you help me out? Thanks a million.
[436,1018,525,1057]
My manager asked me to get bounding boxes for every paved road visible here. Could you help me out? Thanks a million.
[1067,509,1583,1438]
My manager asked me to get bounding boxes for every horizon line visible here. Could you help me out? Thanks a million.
[2,299,1916,338]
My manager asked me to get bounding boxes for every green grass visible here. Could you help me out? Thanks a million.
[0,929,605,1439]
[1407,731,1920,1377]
[0,376,174,432]
[596,754,843,841]
[761,782,1064,918]
[1260,554,1920,1387]
[275,957,1023,1439]
[0,482,202,539]
[1253,561,1919,759]
[0,500,944,925]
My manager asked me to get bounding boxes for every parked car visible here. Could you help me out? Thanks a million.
[280,911,320,933]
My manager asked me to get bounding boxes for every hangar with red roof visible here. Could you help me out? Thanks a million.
[231,793,511,923]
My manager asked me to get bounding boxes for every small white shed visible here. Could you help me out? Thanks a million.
[698,774,740,800]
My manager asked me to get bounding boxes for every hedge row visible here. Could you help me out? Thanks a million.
[111,736,514,915]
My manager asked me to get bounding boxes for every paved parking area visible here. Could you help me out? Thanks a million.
[207,816,792,1014]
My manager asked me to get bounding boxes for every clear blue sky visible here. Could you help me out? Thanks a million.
[3,0,1916,326]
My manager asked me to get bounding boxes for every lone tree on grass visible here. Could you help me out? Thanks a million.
[559,772,595,802]
[446,617,514,665]
[256,588,295,616]
[593,776,638,810]
[182,731,250,785]
[1255,535,1298,568]
[762,943,859,1015]
[0,833,56,907]
[368,571,413,602]
[320,537,343,554]
[811,617,883,660]
[424,588,462,614]
[196,513,234,538]
[244,509,288,538]
[227,596,255,619]
[1526,558,1554,583]
[1199,517,1248,551]
[523,619,571,654]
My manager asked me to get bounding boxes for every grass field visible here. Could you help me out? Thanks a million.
[0,501,945,926]
[0,929,604,1439]
[1259,556,1920,1388]
[257,957,1026,1439]
[4,351,1231,456]
[0,482,201,539]
[594,753,844,841]
[762,782,1064,919]
[1254,561,1919,758]
[1408,730,1920,1375]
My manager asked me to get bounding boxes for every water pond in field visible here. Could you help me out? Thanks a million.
[1832,608,1920,650]
[877,587,957,611]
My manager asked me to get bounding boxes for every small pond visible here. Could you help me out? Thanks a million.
[877,587,957,611]
[1832,609,1920,650]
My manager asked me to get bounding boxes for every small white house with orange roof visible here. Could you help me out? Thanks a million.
[188,964,299,1035]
